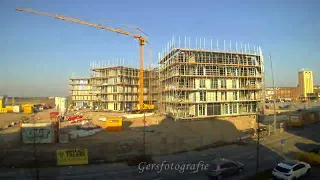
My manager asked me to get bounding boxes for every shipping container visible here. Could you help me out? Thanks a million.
[0,108,7,113]
[22,104,34,111]
[5,105,14,113]
[308,111,320,124]
[106,117,123,131]
[288,111,310,127]
[24,106,33,114]
[13,105,22,113]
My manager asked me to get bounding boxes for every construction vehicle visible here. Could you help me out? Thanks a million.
[16,8,154,113]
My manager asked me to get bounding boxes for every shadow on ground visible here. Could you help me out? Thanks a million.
[0,115,256,168]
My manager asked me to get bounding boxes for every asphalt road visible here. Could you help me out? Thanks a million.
[1,123,320,180]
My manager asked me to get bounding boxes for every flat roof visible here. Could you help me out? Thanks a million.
[159,48,261,64]
[91,65,153,72]
[69,77,90,80]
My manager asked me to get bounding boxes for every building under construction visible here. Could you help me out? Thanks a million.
[69,38,265,118]
[158,37,264,120]
[69,78,96,107]
[69,63,158,111]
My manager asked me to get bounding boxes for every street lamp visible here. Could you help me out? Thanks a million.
[268,54,277,132]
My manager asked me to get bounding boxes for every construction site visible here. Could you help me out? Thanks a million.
[70,41,264,120]
[0,8,268,168]
[69,43,264,121]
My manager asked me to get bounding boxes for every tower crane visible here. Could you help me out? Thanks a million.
[16,8,154,113]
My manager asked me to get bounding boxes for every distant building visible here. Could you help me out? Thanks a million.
[314,85,320,92]
[298,70,314,99]
[265,87,299,100]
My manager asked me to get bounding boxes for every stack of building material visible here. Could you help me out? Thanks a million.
[68,128,103,140]
[98,117,107,121]
[122,113,154,119]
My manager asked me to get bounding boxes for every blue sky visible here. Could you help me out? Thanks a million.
[1,0,319,97]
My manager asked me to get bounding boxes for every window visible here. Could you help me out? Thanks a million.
[223,104,228,114]
[233,92,238,100]
[214,104,221,115]
[197,66,204,75]
[113,86,117,93]
[200,91,206,101]
[275,166,291,173]
[200,79,206,88]
[212,79,218,89]
[232,79,237,88]
[113,95,117,101]
[198,104,205,116]
[293,164,305,171]
[221,92,226,101]
[220,163,228,169]
[229,104,233,114]
[207,104,214,116]
[221,162,236,169]
[221,79,226,88]
[233,103,238,114]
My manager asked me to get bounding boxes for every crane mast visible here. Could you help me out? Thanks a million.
[16,8,149,112]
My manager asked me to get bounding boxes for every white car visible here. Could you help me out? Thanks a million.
[272,160,311,180]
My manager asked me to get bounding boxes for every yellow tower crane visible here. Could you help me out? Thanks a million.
[16,8,154,113]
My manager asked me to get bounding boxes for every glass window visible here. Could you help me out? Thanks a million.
[275,166,290,173]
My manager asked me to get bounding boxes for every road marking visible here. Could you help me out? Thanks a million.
[248,155,255,159]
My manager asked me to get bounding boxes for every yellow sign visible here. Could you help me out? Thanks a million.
[57,149,88,166]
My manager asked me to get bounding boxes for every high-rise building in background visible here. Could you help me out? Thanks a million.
[298,70,314,99]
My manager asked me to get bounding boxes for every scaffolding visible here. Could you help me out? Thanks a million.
[89,60,157,111]
[158,37,264,120]
[69,77,94,107]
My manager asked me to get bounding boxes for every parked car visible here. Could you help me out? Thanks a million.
[272,160,311,180]
[206,158,244,179]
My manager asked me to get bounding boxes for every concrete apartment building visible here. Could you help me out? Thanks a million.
[70,65,157,111]
[69,78,96,107]
[158,38,264,120]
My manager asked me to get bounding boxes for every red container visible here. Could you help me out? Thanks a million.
[50,111,59,116]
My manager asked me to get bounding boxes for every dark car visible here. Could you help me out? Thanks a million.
[206,158,244,179]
